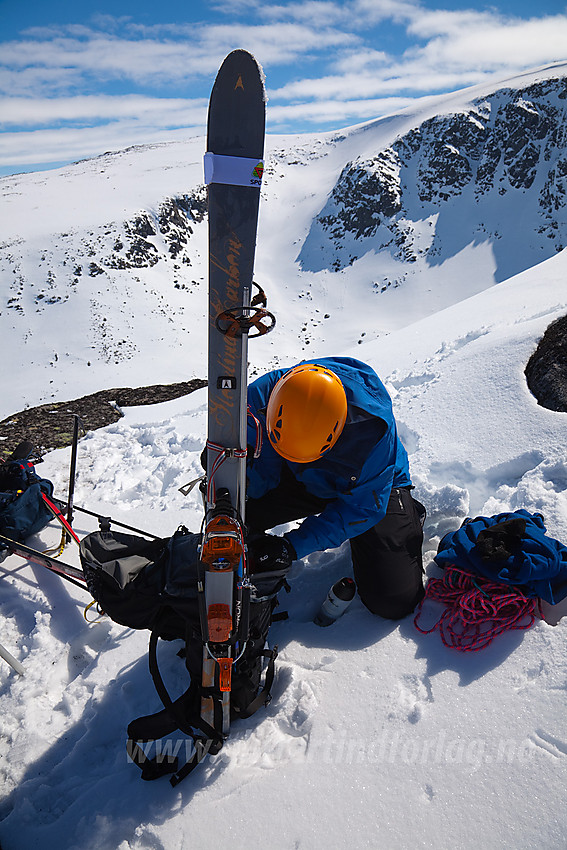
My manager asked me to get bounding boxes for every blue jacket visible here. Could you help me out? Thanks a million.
[435,510,567,605]
[246,357,411,559]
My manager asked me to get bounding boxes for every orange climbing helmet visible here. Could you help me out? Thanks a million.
[266,364,348,463]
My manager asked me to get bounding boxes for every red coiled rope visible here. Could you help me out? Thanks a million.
[414,565,539,651]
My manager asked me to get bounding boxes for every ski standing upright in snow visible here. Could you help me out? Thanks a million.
[197,49,274,770]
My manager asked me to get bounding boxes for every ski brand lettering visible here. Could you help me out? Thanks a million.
[209,316,239,428]
[235,74,244,90]
[211,338,239,428]
[209,233,242,429]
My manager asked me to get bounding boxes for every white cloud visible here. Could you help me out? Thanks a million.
[268,7,567,103]
[0,34,218,88]
[1,4,567,174]
[334,49,390,74]
[0,21,358,97]
[0,120,204,169]
[0,95,207,127]
[197,22,359,64]
[249,1,352,26]
[0,66,80,98]
[270,66,483,102]
[352,0,423,25]
[222,0,421,27]
[267,94,417,127]
[412,14,567,70]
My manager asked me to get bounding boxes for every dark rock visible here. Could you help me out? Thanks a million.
[130,213,156,238]
[103,189,207,270]
[0,379,207,460]
[525,314,567,412]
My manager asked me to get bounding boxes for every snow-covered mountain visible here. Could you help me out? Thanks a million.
[300,75,567,279]
[2,63,567,417]
[1,63,567,850]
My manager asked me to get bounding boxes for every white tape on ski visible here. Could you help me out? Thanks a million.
[204,152,264,187]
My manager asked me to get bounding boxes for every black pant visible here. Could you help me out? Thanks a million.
[246,467,425,620]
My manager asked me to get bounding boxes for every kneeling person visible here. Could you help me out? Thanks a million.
[245,356,425,620]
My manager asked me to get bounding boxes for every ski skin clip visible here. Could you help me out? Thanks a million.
[217,657,234,692]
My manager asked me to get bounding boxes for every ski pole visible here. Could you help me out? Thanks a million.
[66,414,81,542]
[0,641,24,676]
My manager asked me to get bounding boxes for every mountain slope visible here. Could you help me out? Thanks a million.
[2,64,567,418]
[299,75,567,280]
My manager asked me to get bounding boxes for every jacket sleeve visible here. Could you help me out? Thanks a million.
[285,437,398,560]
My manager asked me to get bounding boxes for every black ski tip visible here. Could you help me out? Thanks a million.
[217,48,261,72]
[208,48,266,157]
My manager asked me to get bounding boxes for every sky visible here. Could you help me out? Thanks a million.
[0,0,567,177]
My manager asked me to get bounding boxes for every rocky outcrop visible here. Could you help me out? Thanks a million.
[104,189,207,270]
[0,185,209,369]
[299,76,567,277]
[0,379,207,460]
[525,314,567,412]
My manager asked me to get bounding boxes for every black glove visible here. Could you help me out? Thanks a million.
[248,533,296,573]
[476,518,527,562]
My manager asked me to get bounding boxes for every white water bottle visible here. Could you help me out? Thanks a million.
[314,577,356,626]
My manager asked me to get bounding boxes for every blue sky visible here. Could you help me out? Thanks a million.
[1,0,566,176]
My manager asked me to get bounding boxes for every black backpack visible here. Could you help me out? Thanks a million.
[79,524,289,784]
[0,442,54,554]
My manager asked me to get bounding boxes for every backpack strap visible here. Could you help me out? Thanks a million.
[236,645,278,718]
[127,628,224,784]
[148,631,223,744]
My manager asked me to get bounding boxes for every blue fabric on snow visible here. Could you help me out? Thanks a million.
[434,510,567,605]
[246,357,411,560]
[0,480,54,545]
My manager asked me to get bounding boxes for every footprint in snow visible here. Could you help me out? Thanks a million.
[529,729,567,759]
[389,672,433,725]
[278,677,317,738]
[434,328,490,359]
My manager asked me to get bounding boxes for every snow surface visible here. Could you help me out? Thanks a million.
[1,64,567,850]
